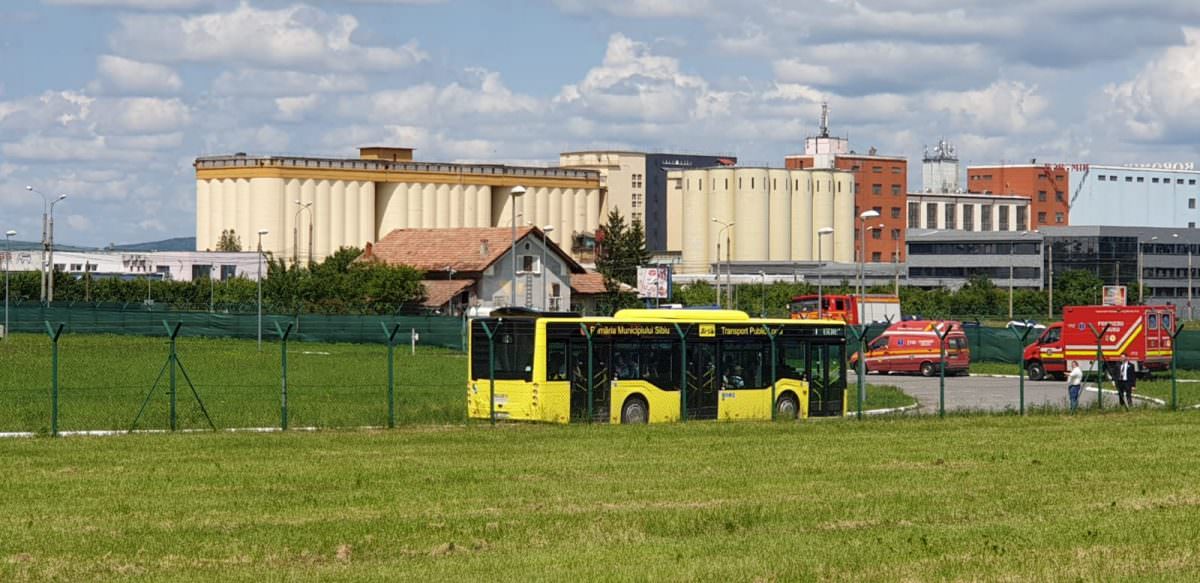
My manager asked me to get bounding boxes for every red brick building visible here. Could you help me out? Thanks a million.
[965,164,1070,228]
[784,153,908,263]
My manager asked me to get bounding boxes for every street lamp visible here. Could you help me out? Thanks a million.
[857,209,881,321]
[758,270,767,317]
[541,225,555,311]
[4,230,14,340]
[26,186,67,304]
[256,229,269,351]
[1139,236,1158,304]
[510,186,526,306]
[712,218,734,309]
[293,200,314,266]
[817,227,834,319]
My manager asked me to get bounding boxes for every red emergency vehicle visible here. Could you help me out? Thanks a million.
[1023,305,1176,381]
[852,320,970,376]
[790,294,901,325]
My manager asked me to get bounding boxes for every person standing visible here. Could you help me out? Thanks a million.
[1066,361,1083,413]
[1117,354,1136,409]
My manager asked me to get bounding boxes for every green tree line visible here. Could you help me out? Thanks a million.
[4,247,426,315]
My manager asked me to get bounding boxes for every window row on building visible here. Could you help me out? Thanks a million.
[1098,175,1198,185]
[909,242,1041,256]
[910,266,1041,279]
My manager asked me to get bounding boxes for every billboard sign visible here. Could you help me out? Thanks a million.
[1102,285,1127,306]
[637,266,671,299]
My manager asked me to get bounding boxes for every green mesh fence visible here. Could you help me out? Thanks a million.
[4,305,467,350]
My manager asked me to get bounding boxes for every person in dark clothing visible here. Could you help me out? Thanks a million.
[1117,354,1136,409]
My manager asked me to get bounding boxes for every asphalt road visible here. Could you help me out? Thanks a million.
[853,371,1133,413]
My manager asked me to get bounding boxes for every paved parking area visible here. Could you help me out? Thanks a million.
[853,372,1127,413]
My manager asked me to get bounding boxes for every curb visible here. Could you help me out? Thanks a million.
[844,402,921,417]
[1082,385,1166,406]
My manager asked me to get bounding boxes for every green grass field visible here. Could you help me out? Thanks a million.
[3,413,1200,581]
[0,333,914,433]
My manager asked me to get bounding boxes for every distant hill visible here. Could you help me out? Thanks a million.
[107,237,197,252]
[2,239,92,252]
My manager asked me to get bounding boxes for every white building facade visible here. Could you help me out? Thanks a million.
[1069,164,1200,228]
[907,192,1033,232]
[4,250,263,281]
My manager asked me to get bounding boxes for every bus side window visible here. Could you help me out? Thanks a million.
[547,340,568,381]
[613,343,641,380]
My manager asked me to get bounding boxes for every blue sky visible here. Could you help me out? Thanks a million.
[3,0,1200,246]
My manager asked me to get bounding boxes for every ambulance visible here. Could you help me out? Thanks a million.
[852,320,970,376]
[1022,305,1176,381]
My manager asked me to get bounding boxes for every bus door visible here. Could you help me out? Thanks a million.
[808,341,847,416]
[570,341,610,422]
[686,342,719,420]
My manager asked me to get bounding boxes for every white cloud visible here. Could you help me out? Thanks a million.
[927,81,1049,135]
[274,94,321,122]
[1102,27,1200,143]
[110,2,428,72]
[66,214,93,231]
[212,69,368,96]
[338,69,537,123]
[773,42,993,94]
[96,55,183,95]
[93,97,191,134]
[552,0,715,18]
[44,0,216,8]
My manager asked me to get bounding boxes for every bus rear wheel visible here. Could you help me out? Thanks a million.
[620,397,648,424]
[775,394,799,420]
[920,362,935,377]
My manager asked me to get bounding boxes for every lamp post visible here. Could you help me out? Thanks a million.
[817,227,834,319]
[47,194,66,304]
[4,230,14,340]
[293,200,313,266]
[1047,239,1054,318]
[256,229,269,351]
[712,218,734,309]
[510,186,527,306]
[26,186,67,304]
[1139,236,1157,304]
[857,209,880,322]
[758,270,767,317]
[541,225,555,311]
[446,265,458,315]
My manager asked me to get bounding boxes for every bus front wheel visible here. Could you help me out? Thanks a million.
[621,397,649,424]
[1027,361,1046,381]
[775,394,799,420]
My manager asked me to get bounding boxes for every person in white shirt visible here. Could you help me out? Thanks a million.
[1066,361,1083,413]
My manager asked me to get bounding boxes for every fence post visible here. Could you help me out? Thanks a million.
[382,322,402,429]
[673,324,690,422]
[1008,324,1035,415]
[1171,323,1184,411]
[480,321,499,425]
[934,324,953,418]
[847,325,867,420]
[275,321,294,431]
[763,325,778,420]
[44,322,64,437]
[168,323,178,431]
[1087,324,1111,410]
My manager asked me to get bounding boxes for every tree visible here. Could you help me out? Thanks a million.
[216,229,242,252]
[595,209,649,313]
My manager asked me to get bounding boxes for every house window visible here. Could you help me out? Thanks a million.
[1055,191,1064,202]
[1126,176,1133,182]
[926,203,937,228]
[1016,206,1028,229]
[909,202,920,226]
[891,228,900,240]
[891,207,901,219]
[1191,179,1197,185]
[751,177,755,189]
[1137,177,1145,183]
[192,264,212,280]
[945,204,956,229]
[220,265,237,280]
[520,255,541,274]
[1178,178,1185,185]
[871,229,882,240]
[872,166,882,173]
[981,205,993,231]
[892,166,902,174]
[999,206,1010,230]
[1038,190,1047,201]
[1153,177,1160,184]
[551,283,561,297]
[1190,198,1196,209]
[1038,211,1047,224]
[1055,212,1064,224]
[631,212,642,224]
[631,192,643,209]
[70,263,82,271]
[1099,175,1107,181]
[891,184,901,195]
[871,252,882,262]
[963,205,974,231]
[872,184,882,195]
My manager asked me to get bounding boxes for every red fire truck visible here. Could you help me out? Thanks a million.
[789,294,901,325]
[1023,305,1176,381]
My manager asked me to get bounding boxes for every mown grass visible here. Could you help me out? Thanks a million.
[3,413,1200,581]
[1,333,914,431]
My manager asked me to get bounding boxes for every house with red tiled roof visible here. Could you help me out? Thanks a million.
[362,227,591,314]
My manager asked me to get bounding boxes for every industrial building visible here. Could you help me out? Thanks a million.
[194,147,603,263]
[907,192,1033,231]
[1067,165,1200,229]
[966,163,1071,228]
[558,150,735,253]
[3,250,262,282]
[905,229,1044,290]
[665,166,855,275]
[783,105,908,264]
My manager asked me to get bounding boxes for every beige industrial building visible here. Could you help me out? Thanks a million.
[666,167,855,274]
[195,147,604,262]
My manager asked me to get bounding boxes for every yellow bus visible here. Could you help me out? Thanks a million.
[467,308,848,423]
